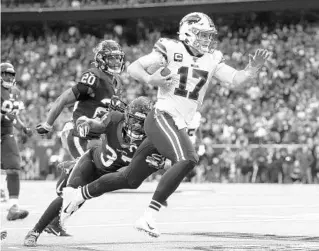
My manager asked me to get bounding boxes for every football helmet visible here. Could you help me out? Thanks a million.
[93,40,125,75]
[124,97,152,143]
[1,63,16,89]
[178,12,217,55]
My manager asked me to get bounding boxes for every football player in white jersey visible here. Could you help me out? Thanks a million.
[127,12,269,238]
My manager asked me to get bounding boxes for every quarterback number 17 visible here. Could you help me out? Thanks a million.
[174,67,208,101]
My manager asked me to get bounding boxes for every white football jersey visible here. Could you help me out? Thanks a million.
[188,111,201,145]
[139,37,237,129]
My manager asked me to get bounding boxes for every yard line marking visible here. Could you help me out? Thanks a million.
[4,217,319,231]
[23,204,319,214]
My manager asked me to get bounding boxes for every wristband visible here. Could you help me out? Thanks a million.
[43,122,53,131]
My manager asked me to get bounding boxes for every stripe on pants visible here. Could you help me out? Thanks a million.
[73,137,85,156]
[155,110,185,161]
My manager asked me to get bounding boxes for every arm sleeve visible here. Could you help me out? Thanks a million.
[214,63,238,84]
[72,83,91,100]
[137,38,168,71]
[137,51,166,70]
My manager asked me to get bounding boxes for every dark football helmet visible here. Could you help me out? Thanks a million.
[123,97,152,143]
[93,40,125,75]
[1,62,16,89]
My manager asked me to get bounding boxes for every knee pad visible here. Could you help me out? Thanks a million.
[124,173,143,190]
[183,159,197,172]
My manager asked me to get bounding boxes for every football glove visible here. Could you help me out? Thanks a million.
[146,154,165,170]
[76,116,91,138]
[36,122,53,136]
[248,49,270,69]
[22,127,33,137]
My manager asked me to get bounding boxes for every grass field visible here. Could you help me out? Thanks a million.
[1,181,319,251]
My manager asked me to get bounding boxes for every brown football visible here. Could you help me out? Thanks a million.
[160,67,171,76]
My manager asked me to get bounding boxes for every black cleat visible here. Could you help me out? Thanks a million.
[7,205,29,221]
[44,217,71,237]
[24,230,40,247]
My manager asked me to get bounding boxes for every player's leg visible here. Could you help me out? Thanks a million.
[24,170,72,247]
[43,170,71,236]
[136,109,198,237]
[1,134,29,221]
[73,138,160,202]
[60,149,98,224]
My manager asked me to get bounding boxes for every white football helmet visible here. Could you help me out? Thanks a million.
[178,12,217,54]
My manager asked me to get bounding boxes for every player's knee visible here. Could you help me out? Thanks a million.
[186,152,199,165]
[6,169,20,177]
[126,178,142,189]
[183,159,197,172]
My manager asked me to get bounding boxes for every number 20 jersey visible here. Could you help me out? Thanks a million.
[154,38,224,129]
[72,67,121,138]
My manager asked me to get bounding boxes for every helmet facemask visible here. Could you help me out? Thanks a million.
[97,51,125,75]
[122,97,152,144]
[124,111,146,143]
[1,71,16,89]
[93,40,125,75]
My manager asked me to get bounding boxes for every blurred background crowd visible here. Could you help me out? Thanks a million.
[1,1,319,183]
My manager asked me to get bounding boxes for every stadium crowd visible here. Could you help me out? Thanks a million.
[1,13,319,183]
[2,0,198,8]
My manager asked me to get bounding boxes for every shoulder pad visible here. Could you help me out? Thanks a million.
[79,69,99,88]
[208,50,224,63]
[154,38,169,58]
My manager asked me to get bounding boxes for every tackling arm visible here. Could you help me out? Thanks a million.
[76,113,112,137]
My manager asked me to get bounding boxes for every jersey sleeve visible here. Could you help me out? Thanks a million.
[137,38,168,74]
[72,71,99,100]
[153,38,168,60]
[212,51,238,84]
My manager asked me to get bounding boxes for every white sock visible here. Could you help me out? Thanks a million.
[145,206,159,220]
[9,198,19,208]
[0,172,7,190]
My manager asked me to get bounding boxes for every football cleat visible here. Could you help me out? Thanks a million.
[44,216,71,237]
[7,205,29,221]
[1,230,7,241]
[60,187,85,225]
[24,230,40,247]
[135,214,160,238]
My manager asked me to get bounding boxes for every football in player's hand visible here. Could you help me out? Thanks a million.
[160,67,171,77]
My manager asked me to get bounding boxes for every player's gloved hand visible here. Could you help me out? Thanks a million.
[146,67,173,88]
[36,122,53,136]
[76,116,91,138]
[249,49,270,69]
[22,127,33,137]
[146,154,165,170]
